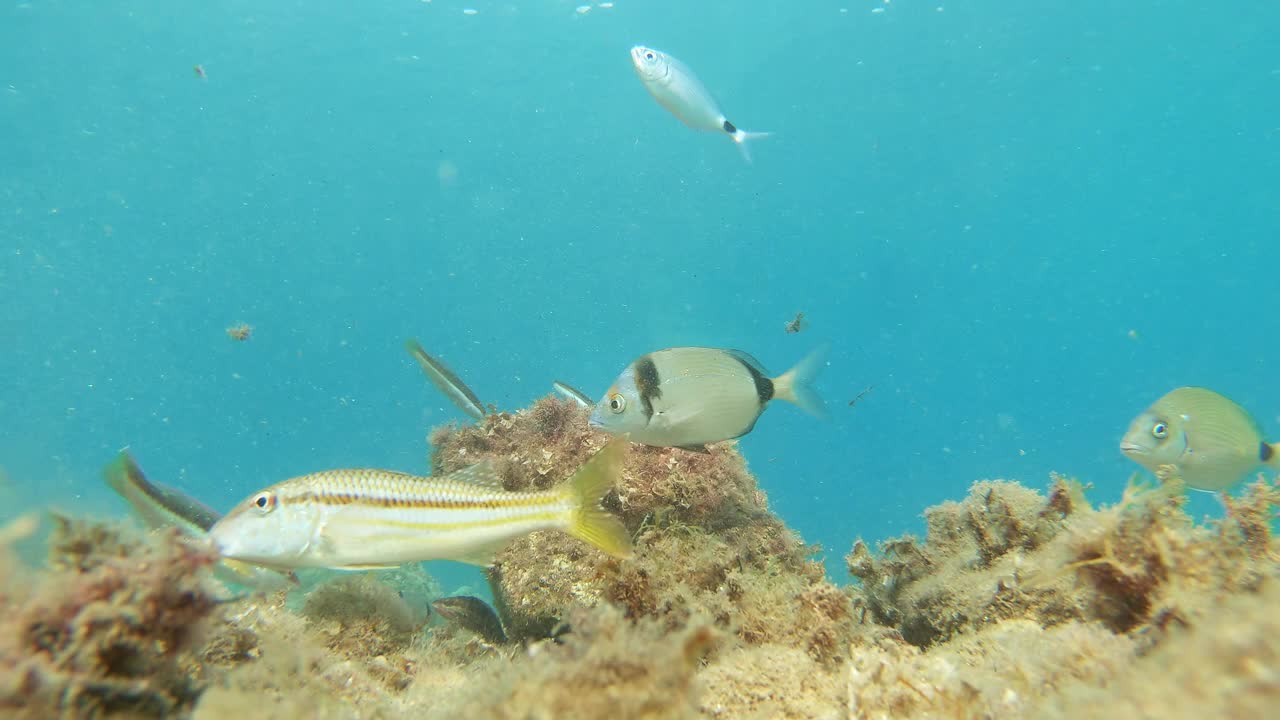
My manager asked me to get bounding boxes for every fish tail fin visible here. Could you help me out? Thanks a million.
[772,344,829,420]
[731,129,771,163]
[1265,441,1280,468]
[563,438,633,559]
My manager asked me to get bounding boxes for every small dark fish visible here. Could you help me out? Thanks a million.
[405,338,486,420]
[193,64,207,80]
[784,312,806,334]
[848,385,874,408]
[432,595,508,645]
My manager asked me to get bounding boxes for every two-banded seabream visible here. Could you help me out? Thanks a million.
[1120,386,1280,492]
[589,347,827,450]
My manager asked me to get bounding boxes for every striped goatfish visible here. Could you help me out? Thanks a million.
[406,338,486,421]
[208,438,633,570]
[103,450,296,590]
[630,45,770,162]
[589,347,828,451]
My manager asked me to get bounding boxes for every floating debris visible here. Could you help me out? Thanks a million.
[225,323,252,341]
[193,63,207,80]
[784,311,806,334]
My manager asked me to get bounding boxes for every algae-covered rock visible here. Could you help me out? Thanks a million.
[4,395,1278,720]
[848,473,1280,650]
[0,516,223,718]
[430,396,855,665]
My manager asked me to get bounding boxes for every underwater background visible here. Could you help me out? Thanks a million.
[1,0,1277,602]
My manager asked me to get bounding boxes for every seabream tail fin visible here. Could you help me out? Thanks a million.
[772,344,829,420]
[729,126,771,163]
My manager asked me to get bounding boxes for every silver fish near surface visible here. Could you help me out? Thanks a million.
[208,438,633,571]
[103,450,296,591]
[589,346,828,450]
[1120,386,1280,492]
[406,338,487,421]
[629,45,769,161]
[553,380,593,408]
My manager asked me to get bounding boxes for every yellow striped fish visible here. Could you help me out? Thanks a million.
[103,450,296,590]
[208,438,633,570]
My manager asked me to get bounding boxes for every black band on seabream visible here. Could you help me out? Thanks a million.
[1262,442,1274,462]
[634,355,662,419]
[723,120,737,134]
[730,354,774,407]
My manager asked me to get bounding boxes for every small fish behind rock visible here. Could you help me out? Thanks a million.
[589,346,828,450]
[552,380,593,408]
[1120,386,1280,492]
[629,45,770,162]
[432,595,508,645]
[406,338,486,421]
[103,450,296,591]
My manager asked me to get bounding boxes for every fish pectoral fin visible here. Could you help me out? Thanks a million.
[656,403,703,428]
[456,539,511,567]
[332,563,403,571]
[219,558,267,578]
[456,551,499,567]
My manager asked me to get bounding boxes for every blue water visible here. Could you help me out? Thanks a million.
[2,1,1277,591]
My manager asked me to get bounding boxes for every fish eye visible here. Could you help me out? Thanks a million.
[608,393,627,414]
[1151,422,1168,439]
[251,491,277,514]
[644,51,655,61]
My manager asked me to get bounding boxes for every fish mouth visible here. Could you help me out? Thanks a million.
[587,414,605,429]
[629,46,655,68]
[206,525,233,557]
[1118,442,1146,456]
